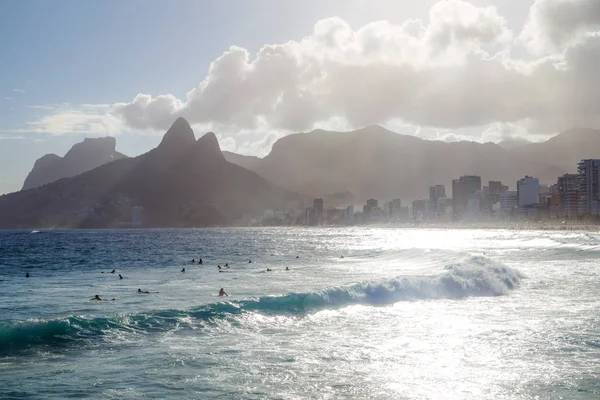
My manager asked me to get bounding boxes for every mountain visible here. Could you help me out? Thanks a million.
[224,126,600,203]
[239,126,542,202]
[22,137,127,190]
[223,151,262,171]
[497,137,531,150]
[511,128,600,175]
[0,118,299,229]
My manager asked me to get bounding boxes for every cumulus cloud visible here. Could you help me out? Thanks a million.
[521,0,600,54]
[112,0,517,132]
[18,0,600,152]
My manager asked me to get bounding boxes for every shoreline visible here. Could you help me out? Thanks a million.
[1,223,599,232]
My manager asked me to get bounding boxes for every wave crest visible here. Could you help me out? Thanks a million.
[1,256,523,355]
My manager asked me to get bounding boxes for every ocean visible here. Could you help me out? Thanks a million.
[0,227,599,399]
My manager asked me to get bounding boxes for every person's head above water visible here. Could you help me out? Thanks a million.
[137,289,141,293]
[25,272,30,278]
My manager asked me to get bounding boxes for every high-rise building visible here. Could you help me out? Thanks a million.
[487,181,508,203]
[517,176,539,214]
[467,191,482,219]
[304,207,313,225]
[558,173,581,217]
[343,206,354,223]
[482,181,508,216]
[452,175,481,219]
[363,199,379,223]
[429,185,446,216]
[389,199,402,219]
[463,175,482,194]
[412,200,428,221]
[500,190,518,216]
[452,179,466,218]
[578,159,600,215]
[312,198,324,225]
[429,185,446,204]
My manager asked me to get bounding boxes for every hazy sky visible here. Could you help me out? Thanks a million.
[2,0,600,194]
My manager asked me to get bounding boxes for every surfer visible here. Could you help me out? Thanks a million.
[119,274,123,280]
[266,268,272,272]
[225,263,229,267]
[90,295,115,301]
[296,256,299,259]
[191,259,195,263]
[198,258,203,265]
[217,265,222,270]
[137,289,150,294]
[218,288,228,297]
[248,260,252,263]
[181,267,186,273]
[110,269,116,274]
[25,272,30,278]
[285,267,289,271]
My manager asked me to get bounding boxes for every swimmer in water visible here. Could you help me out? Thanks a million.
[218,288,228,297]
[181,268,185,273]
[119,274,123,280]
[90,295,102,301]
[25,272,30,278]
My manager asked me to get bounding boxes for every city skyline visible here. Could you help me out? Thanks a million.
[294,157,600,227]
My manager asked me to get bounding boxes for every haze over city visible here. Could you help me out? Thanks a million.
[2,0,600,195]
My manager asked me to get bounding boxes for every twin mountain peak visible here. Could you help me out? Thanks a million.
[4,118,293,228]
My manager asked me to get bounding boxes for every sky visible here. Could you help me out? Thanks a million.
[1,0,600,194]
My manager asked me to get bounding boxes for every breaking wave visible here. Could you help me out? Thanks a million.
[0,256,523,355]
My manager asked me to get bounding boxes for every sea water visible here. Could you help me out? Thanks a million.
[0,228,599,399]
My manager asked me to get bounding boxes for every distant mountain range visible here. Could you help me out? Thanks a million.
[496,137,531,150]
[225,126,600,203]
[11,123,600,227]
[1,118,298,229]
[22,137,127,190]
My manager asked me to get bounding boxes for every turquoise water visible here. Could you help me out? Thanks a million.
[1,228,599,399]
